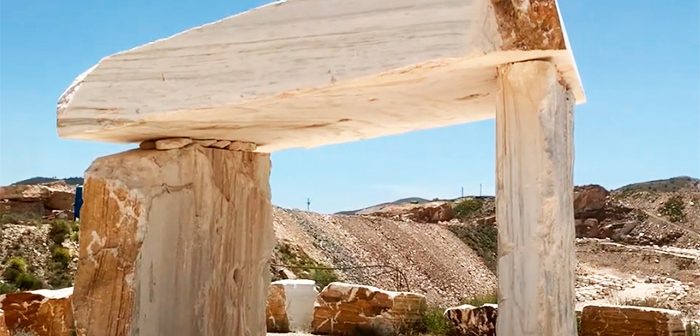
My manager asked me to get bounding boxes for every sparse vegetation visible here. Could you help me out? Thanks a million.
[420,307,455,336]
[14,272,43,290]
[12,176,83,186]
[2,256,43,290]
[51,246,71,266]
[274,241,339,289]
[659,196,686,223]
[47,267,73,288]
[3,256,28,282]
[49,219,73,245]
[453,198,483,220]
[461,290,498,306]
[448,222,498,273]
[688,321,700,336]
[616,176,700,194]
[0,281,18,294]
[308,268,339,290]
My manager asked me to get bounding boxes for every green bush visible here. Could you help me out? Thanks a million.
[51,246,72,266]
[15,272,43,290]
[274,241,340,290]
[48,268,73,289]
[448,223,498,273]
[688,321,700,336]
[421,307,454,336]
[71,220,80,232]
[462,290,498,306]
[70,231,80,242]
[49,219,73,245]
[453,199,483,220]
[659,196,686,223]
[3,256,28,282]
[309,268,339,290]
[0,281,18,294]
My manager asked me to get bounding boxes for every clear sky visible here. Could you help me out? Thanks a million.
[1,1,698,213]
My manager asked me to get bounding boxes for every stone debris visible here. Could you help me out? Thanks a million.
[576,266,692,311]
[574,185,609,215]
[266,279,318,332]
[210,140,231,148]
[311,282,426,335]
[193,139,218,147]
[227,141,257,152]
[154,137,193,150]
[0,287,74,336]
[0,181,75,215]
[580,305,686,336]
[444,304,497,336]
[142,138,258,152]
[576,272,635,302]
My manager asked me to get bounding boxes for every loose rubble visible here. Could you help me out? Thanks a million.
[139,138,257,151]
[0,287,74,336]
[444,304,497,336]
[311,282,426,335]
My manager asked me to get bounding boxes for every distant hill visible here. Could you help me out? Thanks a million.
[336,197,430,215]
[615,176,700,193]
[11,177,84,186]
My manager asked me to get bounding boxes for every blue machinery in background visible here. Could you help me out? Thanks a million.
[74,185,84,220]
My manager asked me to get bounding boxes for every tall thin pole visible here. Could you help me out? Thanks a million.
[479,184,482,197]
[306,198,311,211]
[461,186,464,198]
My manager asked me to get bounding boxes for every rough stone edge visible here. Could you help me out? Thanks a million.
[490,0,566,51]
[139,139,257,152]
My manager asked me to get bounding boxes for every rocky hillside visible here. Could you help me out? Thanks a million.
[0,177,698,320]
[11,176,83,186]
[0,181,79,293]
[271,207,496,307]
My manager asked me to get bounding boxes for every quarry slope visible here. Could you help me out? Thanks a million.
[272,207,496,307]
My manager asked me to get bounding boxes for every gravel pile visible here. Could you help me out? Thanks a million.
[272,207,497,307]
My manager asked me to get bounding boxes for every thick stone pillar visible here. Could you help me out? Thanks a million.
[495,61,576,336]
[73,144,274,336]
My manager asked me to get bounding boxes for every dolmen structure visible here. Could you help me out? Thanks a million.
[56,0,586,335]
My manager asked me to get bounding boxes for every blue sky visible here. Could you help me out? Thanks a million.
[1,1,698,213]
